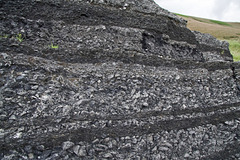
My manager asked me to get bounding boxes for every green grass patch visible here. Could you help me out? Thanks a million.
[226,40,240,61]
[192,17,206,23]
[50,43,59,49]
[174,13,190,18]
[210,20,231,26]
[16,33,23,42]
[0,35,8,38]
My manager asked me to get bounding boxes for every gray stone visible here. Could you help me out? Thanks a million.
[159,147,169,151]
[24,145,32,153]
[224,120,234,125]
[0,129,4,139]
[103,153,113,158]
[9,115,17,120]
[78,146,87,157]
[193,31,232,61]
[73,145,80,156]
[95,144,108,151]
[0,101,3,107]
[28,153,34,159]
[184,153,190,158]
[1,0,240,159]
[40,150,52,159]
[72,145,87,157]
[36,145,45,151]
[108,74,114,80]
[62,141,75,150]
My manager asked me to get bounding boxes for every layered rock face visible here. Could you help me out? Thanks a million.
[1,0,240,159]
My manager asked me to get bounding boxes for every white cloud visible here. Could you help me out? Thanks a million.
[154,0,240,22]
[212,0,229,20]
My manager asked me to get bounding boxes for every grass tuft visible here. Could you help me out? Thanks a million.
[16,33,23,42]
[50,43,59,49]
[0,35,8,38]
[226,40,240,61]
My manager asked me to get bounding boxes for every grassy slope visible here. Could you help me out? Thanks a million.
[176,13,240,61]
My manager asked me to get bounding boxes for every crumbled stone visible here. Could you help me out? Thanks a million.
[184,153,190,158]
[13,132,22,139]
[62,141,75,150]
[9,115,17,120]
[142,102,149,107]
[28,153,34,159]
[1,0,239,159]
[73,145,87,157]
[159,147,169,151]
[103,152,113,158]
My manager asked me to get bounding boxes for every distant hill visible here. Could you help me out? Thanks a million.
[176,13,240,61]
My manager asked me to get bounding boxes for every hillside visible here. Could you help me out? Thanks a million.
[176,14,240,61]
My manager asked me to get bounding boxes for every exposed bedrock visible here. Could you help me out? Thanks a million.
[0,0,240,159]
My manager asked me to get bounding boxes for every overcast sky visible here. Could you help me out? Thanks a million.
[154,0,240,22]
